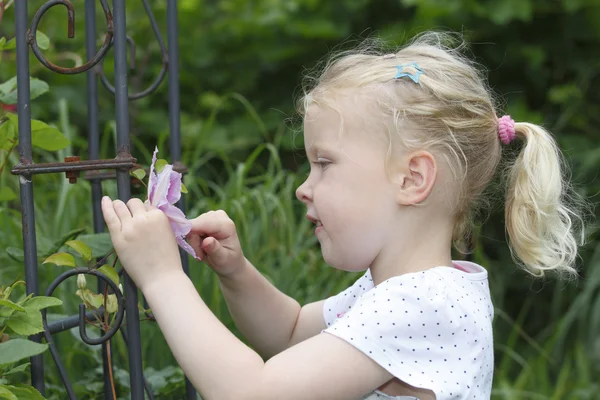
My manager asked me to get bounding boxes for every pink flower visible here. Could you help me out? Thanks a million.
[148,147,198,259]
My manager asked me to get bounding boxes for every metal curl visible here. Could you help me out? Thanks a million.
[41,268,126,399]
[28,0,114,75]
[98,0,168,100]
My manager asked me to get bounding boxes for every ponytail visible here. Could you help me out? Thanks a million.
[504,123,588,279]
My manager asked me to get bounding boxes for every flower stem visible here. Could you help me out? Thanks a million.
[90,248,116,270]
[106,339,117,400]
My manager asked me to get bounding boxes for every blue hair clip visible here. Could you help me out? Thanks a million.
[394,62,424,84]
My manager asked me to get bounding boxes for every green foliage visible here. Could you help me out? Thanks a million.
[1,0,599,398]
[0,77,49,105]
[0,281,62,400]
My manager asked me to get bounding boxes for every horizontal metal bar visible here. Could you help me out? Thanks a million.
[11,156,137,176]
[82,161,188,181]
[48,307,106,334]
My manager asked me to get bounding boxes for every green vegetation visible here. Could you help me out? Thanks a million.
[1,0,599,398]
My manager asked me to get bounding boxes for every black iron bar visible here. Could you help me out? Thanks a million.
[15,0,45,394]
[85,1,115,398]
[48,307,105,334]
[167,1,197,398]
[99,0,167,100]
[111,0,145,398]
[41,268,127,400]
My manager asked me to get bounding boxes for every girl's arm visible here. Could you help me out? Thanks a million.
[101,198,390,399]
[218,258,327,358]
[143,270,391,400]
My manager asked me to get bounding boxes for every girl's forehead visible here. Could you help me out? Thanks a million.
[303,98,388,152]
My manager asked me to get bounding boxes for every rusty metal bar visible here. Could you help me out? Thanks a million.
[11,157,137,177]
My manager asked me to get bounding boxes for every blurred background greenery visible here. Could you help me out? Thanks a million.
[1,0,599,398]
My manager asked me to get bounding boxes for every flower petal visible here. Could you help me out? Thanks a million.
[152,164,175,208]
[166,170,182,205]
[162,204,192,237]
[176,236,200,260]
[148,146,159,204]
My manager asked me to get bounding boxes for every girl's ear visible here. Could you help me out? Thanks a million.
[390,150,438,206]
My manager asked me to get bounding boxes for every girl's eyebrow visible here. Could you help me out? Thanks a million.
[307,143,334,157]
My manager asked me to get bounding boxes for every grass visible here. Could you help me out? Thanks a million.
[0,96,598,399]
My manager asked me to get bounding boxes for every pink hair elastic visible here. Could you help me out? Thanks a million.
[498,115,516,145]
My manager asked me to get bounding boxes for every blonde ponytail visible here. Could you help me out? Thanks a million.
[504,122,587,279]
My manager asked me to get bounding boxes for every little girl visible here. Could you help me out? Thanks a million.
[101,32,587,399]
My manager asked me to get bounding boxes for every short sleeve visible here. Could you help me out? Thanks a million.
[323,270,492,399]
[323,270,374,327]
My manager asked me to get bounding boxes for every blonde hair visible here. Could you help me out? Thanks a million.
[297,31,590,279]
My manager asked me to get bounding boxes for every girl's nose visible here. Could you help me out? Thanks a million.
[296,179,312,204]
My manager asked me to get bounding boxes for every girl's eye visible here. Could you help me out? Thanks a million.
[315,158,331,169]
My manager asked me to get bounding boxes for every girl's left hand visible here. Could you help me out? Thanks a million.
[101,196,183,291]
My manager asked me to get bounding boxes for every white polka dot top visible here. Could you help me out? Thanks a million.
[323,261,494,400]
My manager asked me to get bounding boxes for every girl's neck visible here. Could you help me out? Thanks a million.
[369,220,454,286]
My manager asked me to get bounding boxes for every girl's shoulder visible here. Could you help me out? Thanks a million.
[324,261,492,328]
[323,261,495,399]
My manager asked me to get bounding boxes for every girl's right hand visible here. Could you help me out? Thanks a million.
[187,210,247,278]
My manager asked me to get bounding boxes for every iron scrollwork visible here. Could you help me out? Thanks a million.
[28,0,114,75]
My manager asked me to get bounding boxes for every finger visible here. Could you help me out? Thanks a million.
[101,196,121,232]
[126,198,146,216]
[202,237,222,256]
[187,233,205,260]
[189,213,234,239]
[113,199,133,223]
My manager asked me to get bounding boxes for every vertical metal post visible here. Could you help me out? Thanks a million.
[167,1,197,398]
[112,1,144,398]
[15,0,45,395]
[85,2,115,399]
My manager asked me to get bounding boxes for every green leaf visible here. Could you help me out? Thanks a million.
[0,187,17,202]
[5,248,23,263]
[0,339,48,365]
[4,38,16,51]
[36,31,50,51]
[0,117,17,151]
[75,288,104,310]
[29,80,50,102]
[75,288,118,314]
[130,168,146,180]
[65,240,92,262]
[0,77,49,105]
[0,386,17,400]
[21,296,62,311]
[5,308,43,336]
[75,289,118,313]
[3,362,30,376]
[42,252,76,268]
[0,300,25,313]
[154,159,168,173]
[4,385,45,400]
[39,228,86,260]
[76,233,113,258]
[4,114,69,151]
[31,120,70,151]
[180,183,188,194]
[98,265,120,286]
